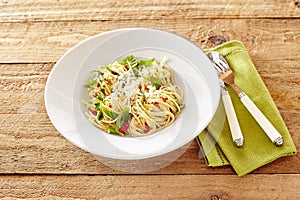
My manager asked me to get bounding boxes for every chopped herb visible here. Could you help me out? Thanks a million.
[97,111,103,121]
[116,107,131,128]
[97,94,103,101]
[121,55,137,67]
[103,110,118,119]
[84,79,96,87]
[106,125,124,136]
[103,110,113,118]
[91,69,104,76]
[179,104,185,109]
[150,76,161,89]
[132,68,139,77]
[139,58,154,67]
[94,103,100,109]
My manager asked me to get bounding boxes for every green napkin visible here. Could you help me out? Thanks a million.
[197,40,297,176]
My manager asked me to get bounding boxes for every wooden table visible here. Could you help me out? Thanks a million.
[1,0,299,199]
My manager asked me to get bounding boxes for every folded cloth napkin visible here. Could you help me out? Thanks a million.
[197,40,297,176]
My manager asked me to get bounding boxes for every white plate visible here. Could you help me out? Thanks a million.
[70,28,220,160]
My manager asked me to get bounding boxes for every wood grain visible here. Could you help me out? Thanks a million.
[0,19,300,63]
[0,60,299,174]
[1,174,300,199]
[0,0,299,23]
[0,0,300,198]
[1,60,299,114]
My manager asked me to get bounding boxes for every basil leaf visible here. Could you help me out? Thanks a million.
[139,58,154,67]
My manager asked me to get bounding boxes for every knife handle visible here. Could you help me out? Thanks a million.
[222,90,244,147]
[239,92,283,146]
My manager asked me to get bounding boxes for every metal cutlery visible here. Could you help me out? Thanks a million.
[208,51,283,146]
[208,53,244,147]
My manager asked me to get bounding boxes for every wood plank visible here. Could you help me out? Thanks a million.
[0,174,299,199]
[0,64,49,115]
[255,60,300,111]
[0,117,233,175]
[0,0,299,23]
[0,19,300,63]
[0,110,298,175]
[1,60,299,113]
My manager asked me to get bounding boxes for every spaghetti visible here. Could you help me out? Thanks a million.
[83,55,184,137]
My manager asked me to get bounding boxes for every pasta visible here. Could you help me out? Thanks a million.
[83,55,185,137]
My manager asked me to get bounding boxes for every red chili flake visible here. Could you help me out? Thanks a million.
[88,108,97,116]
[162,97,168,102]
[145,85,149,91]
[109,104,112,108]
[153,102,159,106]
[97,83,100,87]
[93,93,98,98]
[138,84,142,90]
[144,123,151,134]
[124,66,129,71]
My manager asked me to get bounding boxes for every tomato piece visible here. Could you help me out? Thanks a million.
[119,121,130,134]
[88,108,97,116]
[144,123,151,133]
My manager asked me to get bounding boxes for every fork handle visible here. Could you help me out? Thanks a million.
[239,92,284,146]
[222,90,244,147]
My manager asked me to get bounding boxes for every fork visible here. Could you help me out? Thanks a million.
[208,54,244,147]
[208,51,284,146]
